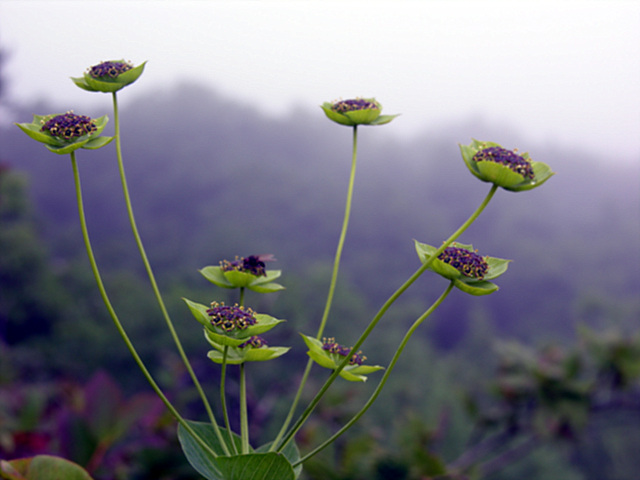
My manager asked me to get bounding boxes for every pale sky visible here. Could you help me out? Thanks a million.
[1,0,639,162]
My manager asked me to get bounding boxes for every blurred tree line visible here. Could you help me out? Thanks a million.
[1,53,639,478]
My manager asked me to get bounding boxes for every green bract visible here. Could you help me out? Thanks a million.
[415,241,510,296]
[205,337,290,365]
[15,113,113,155]
[71,60,146,93]
[200,266,285,293]
[321,98,399,126]
[460,139,554,191]
[301,334,384,382]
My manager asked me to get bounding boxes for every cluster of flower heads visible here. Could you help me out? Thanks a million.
[322,337,366,366]
[88,60,133,79]
[238,336,268,349]
[438,245,489,280]
[331,98,380,114]
[207,302,257,332]
[40,112,97,140]
[472,146,534,180]
[219,255,268,277]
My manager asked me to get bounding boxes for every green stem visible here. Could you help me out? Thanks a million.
[316,124,358,340]
[270,125,359,451]
[220,346,238,454]
[69,152,217,459]
[110,92,229,454]
[240,363,249,454]
[239,287,245,307]
[277,183,499,452]
[294,282,454,466]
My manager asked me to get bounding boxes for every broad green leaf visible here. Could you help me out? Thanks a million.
[178,421,298,480]
[0,455,94,480]
[256,440,303,479]
[216,453,296,480]
[178,421,242,479]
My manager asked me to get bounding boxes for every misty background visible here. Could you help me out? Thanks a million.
[1,2,639,479]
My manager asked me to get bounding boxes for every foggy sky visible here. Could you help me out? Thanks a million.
[1,0,639,163]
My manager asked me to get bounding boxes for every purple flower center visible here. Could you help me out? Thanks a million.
[438,246,489,280]
[322,337,366,366]
[40,112,97,140]
[238,336,268,349]
[89,61,133,79]
[207,302,257,332]
[220,255,267,276]
[332,98,379,114]
[472,146,534,180]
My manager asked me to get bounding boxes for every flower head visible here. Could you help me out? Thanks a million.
[207,302,257,332]
[72,60,146,93]
[460,139,554,191]
[183,297,285,347]
[415,241,511,296]
[438,245,489,280]
[200,255,284,293]
[321,97,399,126]
[301,334,384,382]
[322,337,367,366]
[15,112,113,155]
[220,254,274,277]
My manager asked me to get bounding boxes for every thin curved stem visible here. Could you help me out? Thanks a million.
[111,92,229,454]
[315,124,359,340]
[295,282,454,465]
[277,183,499,452]
[270,125,360,451]
[220,346,237,454]
[70,152,217,459]
[240,363,249,454]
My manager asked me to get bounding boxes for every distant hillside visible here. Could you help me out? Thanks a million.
[2,82,639,348]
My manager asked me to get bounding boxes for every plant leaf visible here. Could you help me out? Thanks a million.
[0,456,94,480]
[178,421,297,480]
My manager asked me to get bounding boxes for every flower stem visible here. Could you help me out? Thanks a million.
[69,152,217,459]
[294,282,454,465]
[270,125,359,451]
[316,124,358,340]
[240,363,249,454]
[277,183,498,452]
[220,346,238,454]
[110,92,228,454]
